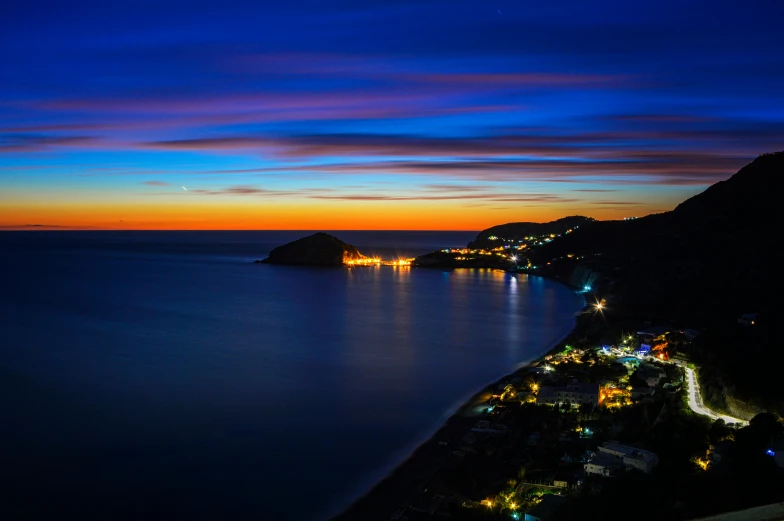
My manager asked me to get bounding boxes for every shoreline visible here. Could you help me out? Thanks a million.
[328,273,590,521]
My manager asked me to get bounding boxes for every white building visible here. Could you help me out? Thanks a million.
[536,380,599,407]
[584,454,622,477]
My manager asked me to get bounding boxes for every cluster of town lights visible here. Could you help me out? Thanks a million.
[344,258,413,266]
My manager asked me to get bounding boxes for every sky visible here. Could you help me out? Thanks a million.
[1,0,782,230]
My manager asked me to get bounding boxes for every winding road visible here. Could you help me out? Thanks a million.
[684,367,747,426]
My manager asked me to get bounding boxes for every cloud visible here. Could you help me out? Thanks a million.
[141,180,170,186]
[182,185,323,197]
[0,134,96,152]
[308,192,578,203]
[409,72,630,88]
[588,200,642,205]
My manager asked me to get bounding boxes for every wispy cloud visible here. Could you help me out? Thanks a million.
[181,185,324,197]
[308,192,578,203]
[0,134,96,153]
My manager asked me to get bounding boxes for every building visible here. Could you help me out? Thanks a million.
[680,328,702,341]
[631,387,655,400]
[637,364,666,387]
[536,380,600,407]
[524,494,567,521]
[584,454,622,477]
[471,420,509,435]
[596,442,659,474]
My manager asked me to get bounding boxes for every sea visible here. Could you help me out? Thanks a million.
[0,231,585,520]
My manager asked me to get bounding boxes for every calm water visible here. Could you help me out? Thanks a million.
[0,231,584,520]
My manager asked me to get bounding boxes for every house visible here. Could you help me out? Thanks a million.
[536,380,600,407]
[637,365,666,387]
[622,449,660,473]
[595,442,659,474]
[524,494,567,521]
[707,441,732,465]
[680,329,702,341]
[584,454,622,477]
[471,420,509,435]
[631,387,655,400]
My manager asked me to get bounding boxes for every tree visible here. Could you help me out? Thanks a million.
[579,402,594,421]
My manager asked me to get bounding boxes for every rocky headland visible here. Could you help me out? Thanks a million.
[257,232,366,265]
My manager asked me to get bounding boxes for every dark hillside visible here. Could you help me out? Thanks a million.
[529,152,779,415]
[529,152,778,325]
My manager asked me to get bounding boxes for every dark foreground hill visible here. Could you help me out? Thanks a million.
[259,232,365,265]
[529,152,779,414]
[530,152,778,325]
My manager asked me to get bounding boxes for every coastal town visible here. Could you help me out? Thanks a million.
[411,225,583,270]
[331,152,780,521]
[370,306,782,521]
[267,154,779,521]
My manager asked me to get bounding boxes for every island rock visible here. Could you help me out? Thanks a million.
[258,232,366,266]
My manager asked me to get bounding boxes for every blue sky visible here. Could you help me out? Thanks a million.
[1,0,782,229]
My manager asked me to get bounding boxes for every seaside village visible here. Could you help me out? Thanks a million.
[390,323,784,521]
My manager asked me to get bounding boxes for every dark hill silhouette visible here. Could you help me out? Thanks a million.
[529,152,779,415]
[260,232,365,265]
[530,152,778,325]
[467,216,594,249]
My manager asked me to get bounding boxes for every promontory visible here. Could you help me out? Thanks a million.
[258,232,366,266]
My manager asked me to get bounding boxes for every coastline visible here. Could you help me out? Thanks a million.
[328,273,589,521]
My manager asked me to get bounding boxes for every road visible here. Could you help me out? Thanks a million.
[684,367,747,426]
